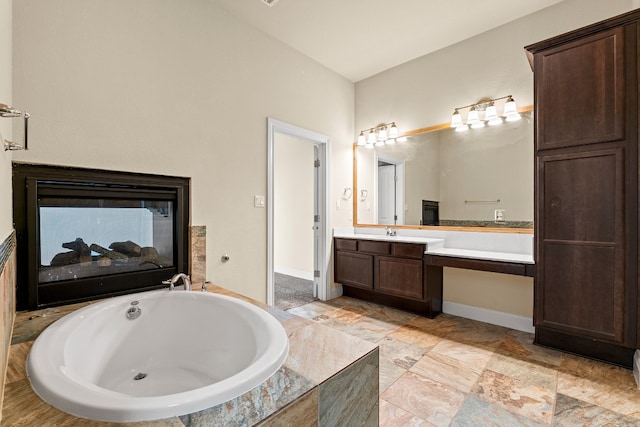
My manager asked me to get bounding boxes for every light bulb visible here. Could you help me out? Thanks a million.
[467,107,480,125]
[375,139,385,147]
[357,131,366,146]
[367,130,376,145]
[450,110,462,128]
[388,122,399,138]
[386,138,396,145]
[503,95,518,117]
[378,126,387,141]
[455,125,469,132]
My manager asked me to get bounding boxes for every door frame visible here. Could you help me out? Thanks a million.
[267,118,330,306]
[374,152,405,225]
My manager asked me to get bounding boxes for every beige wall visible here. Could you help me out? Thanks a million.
[355,0,638,318]
[12,0,355,302]
[274,133,314,278]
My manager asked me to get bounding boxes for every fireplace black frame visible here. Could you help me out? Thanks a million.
[13,163,190,310]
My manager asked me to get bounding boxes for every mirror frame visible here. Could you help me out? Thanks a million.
[352,106,534,234]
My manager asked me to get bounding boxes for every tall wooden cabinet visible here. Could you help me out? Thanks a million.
[526,10,639,367]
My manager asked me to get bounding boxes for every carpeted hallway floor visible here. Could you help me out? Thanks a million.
[274,272,317,311]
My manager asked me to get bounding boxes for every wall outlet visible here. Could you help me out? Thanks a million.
[494,209,505,222]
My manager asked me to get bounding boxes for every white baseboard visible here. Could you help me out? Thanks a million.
[443,301,535,334]
[274,266,314,282]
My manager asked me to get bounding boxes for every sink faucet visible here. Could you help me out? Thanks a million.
[163,273,191,291]
[385,227,397,236]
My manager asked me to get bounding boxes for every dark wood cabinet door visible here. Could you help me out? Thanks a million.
[335,251,373,290]
[536,148,627,344]
[534,27,625,151]
[375,256,423,300]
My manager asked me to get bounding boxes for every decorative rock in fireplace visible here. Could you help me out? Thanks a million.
[12,163,190,310]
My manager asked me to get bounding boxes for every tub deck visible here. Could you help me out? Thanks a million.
[2,285,379,426]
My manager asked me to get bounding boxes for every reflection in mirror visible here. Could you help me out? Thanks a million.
[355,111,533,229]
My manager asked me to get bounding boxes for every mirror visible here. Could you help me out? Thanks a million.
[355,111,533,230]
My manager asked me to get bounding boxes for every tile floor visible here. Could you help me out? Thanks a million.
[288,297,640,426]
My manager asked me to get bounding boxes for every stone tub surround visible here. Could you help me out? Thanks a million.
[0,231,16,423]
[2,285,379,426]
[334,226,534,264]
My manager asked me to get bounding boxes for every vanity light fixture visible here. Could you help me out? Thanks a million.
[450,95,521,131]
[357,122,401,148]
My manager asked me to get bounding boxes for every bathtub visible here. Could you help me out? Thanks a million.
[26,289,289,422]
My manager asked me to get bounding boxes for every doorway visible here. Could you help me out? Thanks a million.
[267,118,330,309]
[376,153,405,225]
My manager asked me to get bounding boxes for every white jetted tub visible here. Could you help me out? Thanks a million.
[26,289,289,422]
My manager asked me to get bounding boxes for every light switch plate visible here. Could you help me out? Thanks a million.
[254,195,265,208]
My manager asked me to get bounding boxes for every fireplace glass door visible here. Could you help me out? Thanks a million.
[39,197,174,284]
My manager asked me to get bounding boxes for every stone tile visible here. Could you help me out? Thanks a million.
[559,353,637,389]
[189,225,206,285]
[180,365,313,427]
[368,305,418,326]
[381,371,466,427]
[553,393,640,426]
[286,301,338,320]
[2,378,184,426]
[451,394,546,427]
[256,389,318,427]
[496,329,562,367]
[387,322,444,351]
[428,339,495,371]
[379,359,407,394]
[318,349,379,427]
[410,353,483,394]
[348,314,404,339]
[325,296,383,314]
[472,369,554,424]
[284,323,377,385]
[378,336,427,371]
[557,369,640,418]
[6,341,32,384]
[379,399,433,427]
[485,352,558,391]
[11,300,93,345]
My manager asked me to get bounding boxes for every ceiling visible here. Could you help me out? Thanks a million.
[211,0,564,82]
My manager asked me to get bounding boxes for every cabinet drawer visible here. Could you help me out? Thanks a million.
[358,240,390,255]
[391,243,425,259]
[335,238,357,251]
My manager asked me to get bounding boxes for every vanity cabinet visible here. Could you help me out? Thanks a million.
[526,9,639,367]
[334,238,443,317]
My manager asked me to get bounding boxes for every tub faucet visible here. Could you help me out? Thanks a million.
[163,273,191,291]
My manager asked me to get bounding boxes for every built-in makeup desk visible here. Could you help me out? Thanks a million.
[424,248,535,277]
[333,228,535,318]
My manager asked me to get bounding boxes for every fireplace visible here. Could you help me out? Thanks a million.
[13,163,190,310]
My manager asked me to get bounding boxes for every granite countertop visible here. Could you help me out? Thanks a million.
[3,285,378,426]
